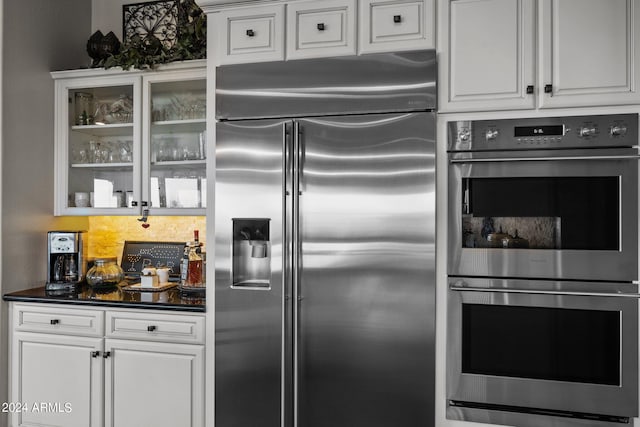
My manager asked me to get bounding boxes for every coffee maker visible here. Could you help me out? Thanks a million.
[46,231,87,291]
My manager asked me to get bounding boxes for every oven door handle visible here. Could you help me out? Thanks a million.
[450,285,640,298]
[449,154,640,164]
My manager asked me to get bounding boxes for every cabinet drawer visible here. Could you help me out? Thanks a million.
[218,5,285,64]
[287,0,357,59]
[106,310,205,344]
[359,0,435,53]
[13,304,104,337]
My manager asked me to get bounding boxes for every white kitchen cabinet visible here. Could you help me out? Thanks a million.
[217,4,286,64]
[287,0,357,59]
[105,309,205,344]
[8,303,205,427]
[11,332,103,427]
[51,61,206,216]
[538,0,640,108]
[104,339,204,427]
[440,0,535,111]
[439,0,640,112]
[359,0,435,53]
[203,0,434,64]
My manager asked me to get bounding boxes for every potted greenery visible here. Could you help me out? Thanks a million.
[90,0,206,70]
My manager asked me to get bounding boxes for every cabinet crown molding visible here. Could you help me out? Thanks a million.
[196,0,290,12]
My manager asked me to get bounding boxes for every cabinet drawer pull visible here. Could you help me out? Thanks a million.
[50,319,60,325]
[246,29,255,37]
[147,325,157,332]
[526,85,534,94]
[317,23,325,31]
[544,84,553,93]
[393,15,402,23]
[131,201,138,207]
[103,351,111,359]
[91,351,100,358]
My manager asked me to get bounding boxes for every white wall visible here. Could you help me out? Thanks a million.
[1,1,91,424]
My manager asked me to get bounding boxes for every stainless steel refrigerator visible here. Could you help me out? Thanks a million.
[215,50,436,427]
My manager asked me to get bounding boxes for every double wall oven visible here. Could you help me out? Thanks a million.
[447,114,640,427]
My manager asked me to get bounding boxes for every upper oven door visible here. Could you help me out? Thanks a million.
[448,150,639,281]
[447,277,639,419]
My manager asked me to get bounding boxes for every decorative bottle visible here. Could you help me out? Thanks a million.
[181,230,204,292]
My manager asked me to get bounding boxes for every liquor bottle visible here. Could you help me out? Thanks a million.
[181,230,204,290]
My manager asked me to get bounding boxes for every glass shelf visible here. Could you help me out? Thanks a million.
[71,123,134,137]
[71,162,134,170]
[151,160,206,167]
[151,119,206,133]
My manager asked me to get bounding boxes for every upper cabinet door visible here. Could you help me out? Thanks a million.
[287,0,357,59]
[359,0,435,53]
[538,0,640,108]
[439,0,536,112]
[54,74,143,216]
[143,70,207,215]
[217,4,285,64]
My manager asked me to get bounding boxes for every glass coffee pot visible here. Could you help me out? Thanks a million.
[86,257,125,289]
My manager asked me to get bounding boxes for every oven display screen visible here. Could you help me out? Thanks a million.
[514,125,564,137]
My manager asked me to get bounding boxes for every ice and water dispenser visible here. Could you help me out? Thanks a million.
[232,218,271,288]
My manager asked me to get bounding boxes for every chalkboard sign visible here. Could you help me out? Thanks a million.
[120,241,185,278]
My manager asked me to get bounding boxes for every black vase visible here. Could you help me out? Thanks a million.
[101,31,121,58]
[86,30,121,68]
[86,30,104,67]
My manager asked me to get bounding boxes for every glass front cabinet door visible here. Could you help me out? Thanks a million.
[144,72,207,213]
[52,61,206,216]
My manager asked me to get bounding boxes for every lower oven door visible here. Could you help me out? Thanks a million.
[447,277,639,422]
[448,150,639,282]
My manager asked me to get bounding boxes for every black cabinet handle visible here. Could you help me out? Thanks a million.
[544,84,553,93]
[131,201,138,207]
[246,29,255,37]
[141,201,148,207]
[103,351,111,359]
[393,15,402,23]
[50,319,59,325]
[91,351,100,358]
[526,85,534,94]
[147,325,157,332]
[317,23,325,31]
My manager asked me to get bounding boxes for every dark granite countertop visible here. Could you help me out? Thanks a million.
[3,284,206,313]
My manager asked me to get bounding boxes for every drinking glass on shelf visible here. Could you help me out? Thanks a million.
[72,143,89,164]
[96,142,108,163]
[74,192,90,207]
[171,146,180,161]
[75,92,94,126]
[191,99,205,120]
[156,139,170,162]
[88,140,98,163]
[152,108,163,122]
[108,149,118,163]
[117,140,132,163]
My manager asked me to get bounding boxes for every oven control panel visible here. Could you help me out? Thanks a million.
[448,114,638,152]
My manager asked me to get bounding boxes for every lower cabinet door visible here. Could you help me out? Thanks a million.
[104,338,204,427]
[11,332,104,427]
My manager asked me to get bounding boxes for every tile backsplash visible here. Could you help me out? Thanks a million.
[86,216,206,262]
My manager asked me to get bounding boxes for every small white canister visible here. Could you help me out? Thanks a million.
[156,267,170,284]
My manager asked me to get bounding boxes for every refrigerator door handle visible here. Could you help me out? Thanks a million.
[292,120,302,427]
[297,123,305,195]
[282,121,294,427]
